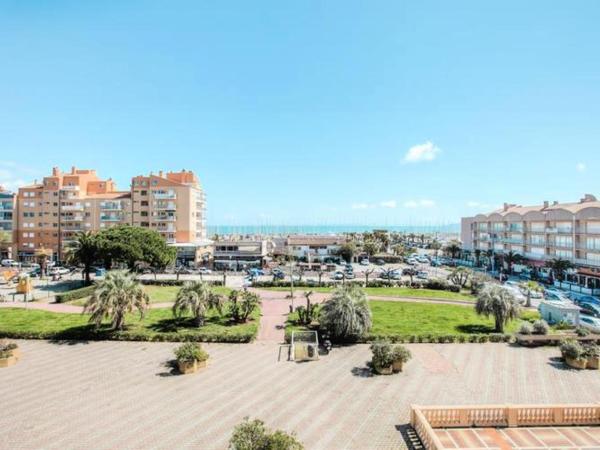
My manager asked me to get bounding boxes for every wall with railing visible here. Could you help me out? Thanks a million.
[411,404,600,450]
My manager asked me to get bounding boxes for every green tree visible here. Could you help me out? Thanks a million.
[337,242,356,263]
[362,240,381,258]
[172,281,224,327]
[430,239,442,258]
[546,258,574,282]
[65,231,99,285]
[503,251,523,274]
[520,280,543,308]
[84,270,149,330]
[319,285,372,341]
[96,225,176,271]
[228,417,304,450]
[228,290,260,323]
[475,285,520,333]
[444,240,462,259]
[0,230,11,258]
[447,267,472,288]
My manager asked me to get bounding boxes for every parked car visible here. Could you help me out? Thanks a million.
[579,315,600,333]
[247,268,265,276]
[197,267,212,275]
[577,302,600,318]
[417,256,429,264]
[379,270,401,280]
[360,259,370,266]
[416,271,428,279]
[345,272,356,279]
[375,259,386,266]
[430,259,441,267]
[273,271,285,280]
[567,292,600,305]
[49,267,70,275]
[332,271,345,280]
[406,258,418,266]
[1,259,15,267]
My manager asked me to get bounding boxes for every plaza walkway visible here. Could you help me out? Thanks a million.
[2,341,600,449]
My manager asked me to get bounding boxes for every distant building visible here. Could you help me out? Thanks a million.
[285,235,347,262]
[212,239,274,270]
[461,194,600,290]
[13,166,209,263]
[0,186,16,259]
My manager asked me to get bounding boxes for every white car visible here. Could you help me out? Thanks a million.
[360,259,370,266]
[197,267,212,275]
[407,258,418,265]
[579,315,600,334]
[50,267,70,275]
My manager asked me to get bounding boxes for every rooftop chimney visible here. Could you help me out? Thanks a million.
[52,167,60,176]
[159,170,163,178]
[71,166,76,174]
[503,203,509,212]
[553,201,559,206]
[543,201,549,209]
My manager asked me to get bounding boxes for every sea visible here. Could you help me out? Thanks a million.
[207,224,460,236]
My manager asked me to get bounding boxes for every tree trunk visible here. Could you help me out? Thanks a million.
[526,291,532,308]
[495,315,503,333]
[84,263,91,285]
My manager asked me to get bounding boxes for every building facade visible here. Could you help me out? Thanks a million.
[461,194,600,289]
[212,239,274,270]
[12,167,207,263]
[285,235,346,262]
[0,186,16,259]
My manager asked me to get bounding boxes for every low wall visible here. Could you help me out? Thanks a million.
[411,404,600,450]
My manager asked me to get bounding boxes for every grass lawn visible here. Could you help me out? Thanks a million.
[286,300,531,342]
[0,303,258,343]
[263,286,475,302]
[67,285,232,306]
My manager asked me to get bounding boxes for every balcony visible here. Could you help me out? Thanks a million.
[100,202,122,210]
[100,215,122,222]
[154,202,177,210]
[575,258,600,268]
[152,192,177,200]
[61,204,84,211]
[157,225,176,232]
[62,215,83,221]
[524,252,546,260]
[155,215,176,222]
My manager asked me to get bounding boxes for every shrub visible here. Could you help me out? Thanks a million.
[576,327,591,337]
[391,345,411,363]
[584,343,600,358]
[532,319,549,335]
[0,340,18,359]
[370,341,394,369]
[55,285,95,303]
[139,279,224,287]
[519,310,542,323]
[319,285,372,341]
[518,322,533,335]
[425,278,449,291]
[228,417,303,450]
[174,342,209,363]
[229,290,261,323]
[554,320,573,330]
[560,339,585,360]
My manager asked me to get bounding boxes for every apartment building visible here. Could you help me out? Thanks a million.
[14,167,131,261]
[0,186,16,259]
[285,235,346,262]
[461,194,600,289]
[12,167,208,263]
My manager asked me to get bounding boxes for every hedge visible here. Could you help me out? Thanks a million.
[55,285,96,303]
[138,279,224,287]
[252,278,461,293]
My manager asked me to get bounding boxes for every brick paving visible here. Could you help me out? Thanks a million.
[435,426,600,449]
[3,342,600,449]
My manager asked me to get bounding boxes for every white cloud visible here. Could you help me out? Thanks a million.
[404,199,436,208]
[576,162,587,172]
[403,141,441,163]
[351,203,370,210]
[379,200,397,209]
[0,161,32,192]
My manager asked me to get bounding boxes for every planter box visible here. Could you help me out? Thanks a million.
[516,333,600,347]
[588,356,600,370]
[0,355,17,368]
[375,364,393,375]
[392,360,404,373]
[565,356,588,370]
[177,359,208,375]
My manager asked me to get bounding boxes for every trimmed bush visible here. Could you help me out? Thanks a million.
[532,319,549,335]
[55,285,96,303]
[174,342,209,363]
[370,341,394,370]
[228,417,303,450]
[576,327,591,337]
[560,339,584,360]
[139,279,223,287]
[518,322,533,335]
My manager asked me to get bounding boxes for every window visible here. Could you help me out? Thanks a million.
[555,250,572,258]
[531,235,545,245]
[530,222,545,232]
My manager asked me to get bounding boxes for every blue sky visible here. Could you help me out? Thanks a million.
[1,1,599,226]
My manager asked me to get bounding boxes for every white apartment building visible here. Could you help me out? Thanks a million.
[461,194,600,291]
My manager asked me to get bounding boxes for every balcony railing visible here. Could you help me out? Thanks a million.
[575,258,600,267]
[152,192,177,200]
[155,215,176,222]
[61,204,84,211]
[100,215,122,222]
[100,203,122,210]
[62,215,84,222]
[154,202,177,210]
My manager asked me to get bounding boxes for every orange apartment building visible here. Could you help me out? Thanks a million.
[14,167,208,263]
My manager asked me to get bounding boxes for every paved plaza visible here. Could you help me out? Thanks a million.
[2,341,600,449]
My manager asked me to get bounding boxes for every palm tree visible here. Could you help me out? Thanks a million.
[65,231,98,285]
[520,281,542,308]
[474,249,482,267]
[84,270,149,330]
[475,285,520,333]
[319,285,372,341]
[546,258,574,282]
[0,230,11,259]
[503,251,523,275]
[444,240,462,259]
[34,247,53,277]
[430,240,442,258]
[172,281,224,327]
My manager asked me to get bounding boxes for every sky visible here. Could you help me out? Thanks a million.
[1,0,599,226]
